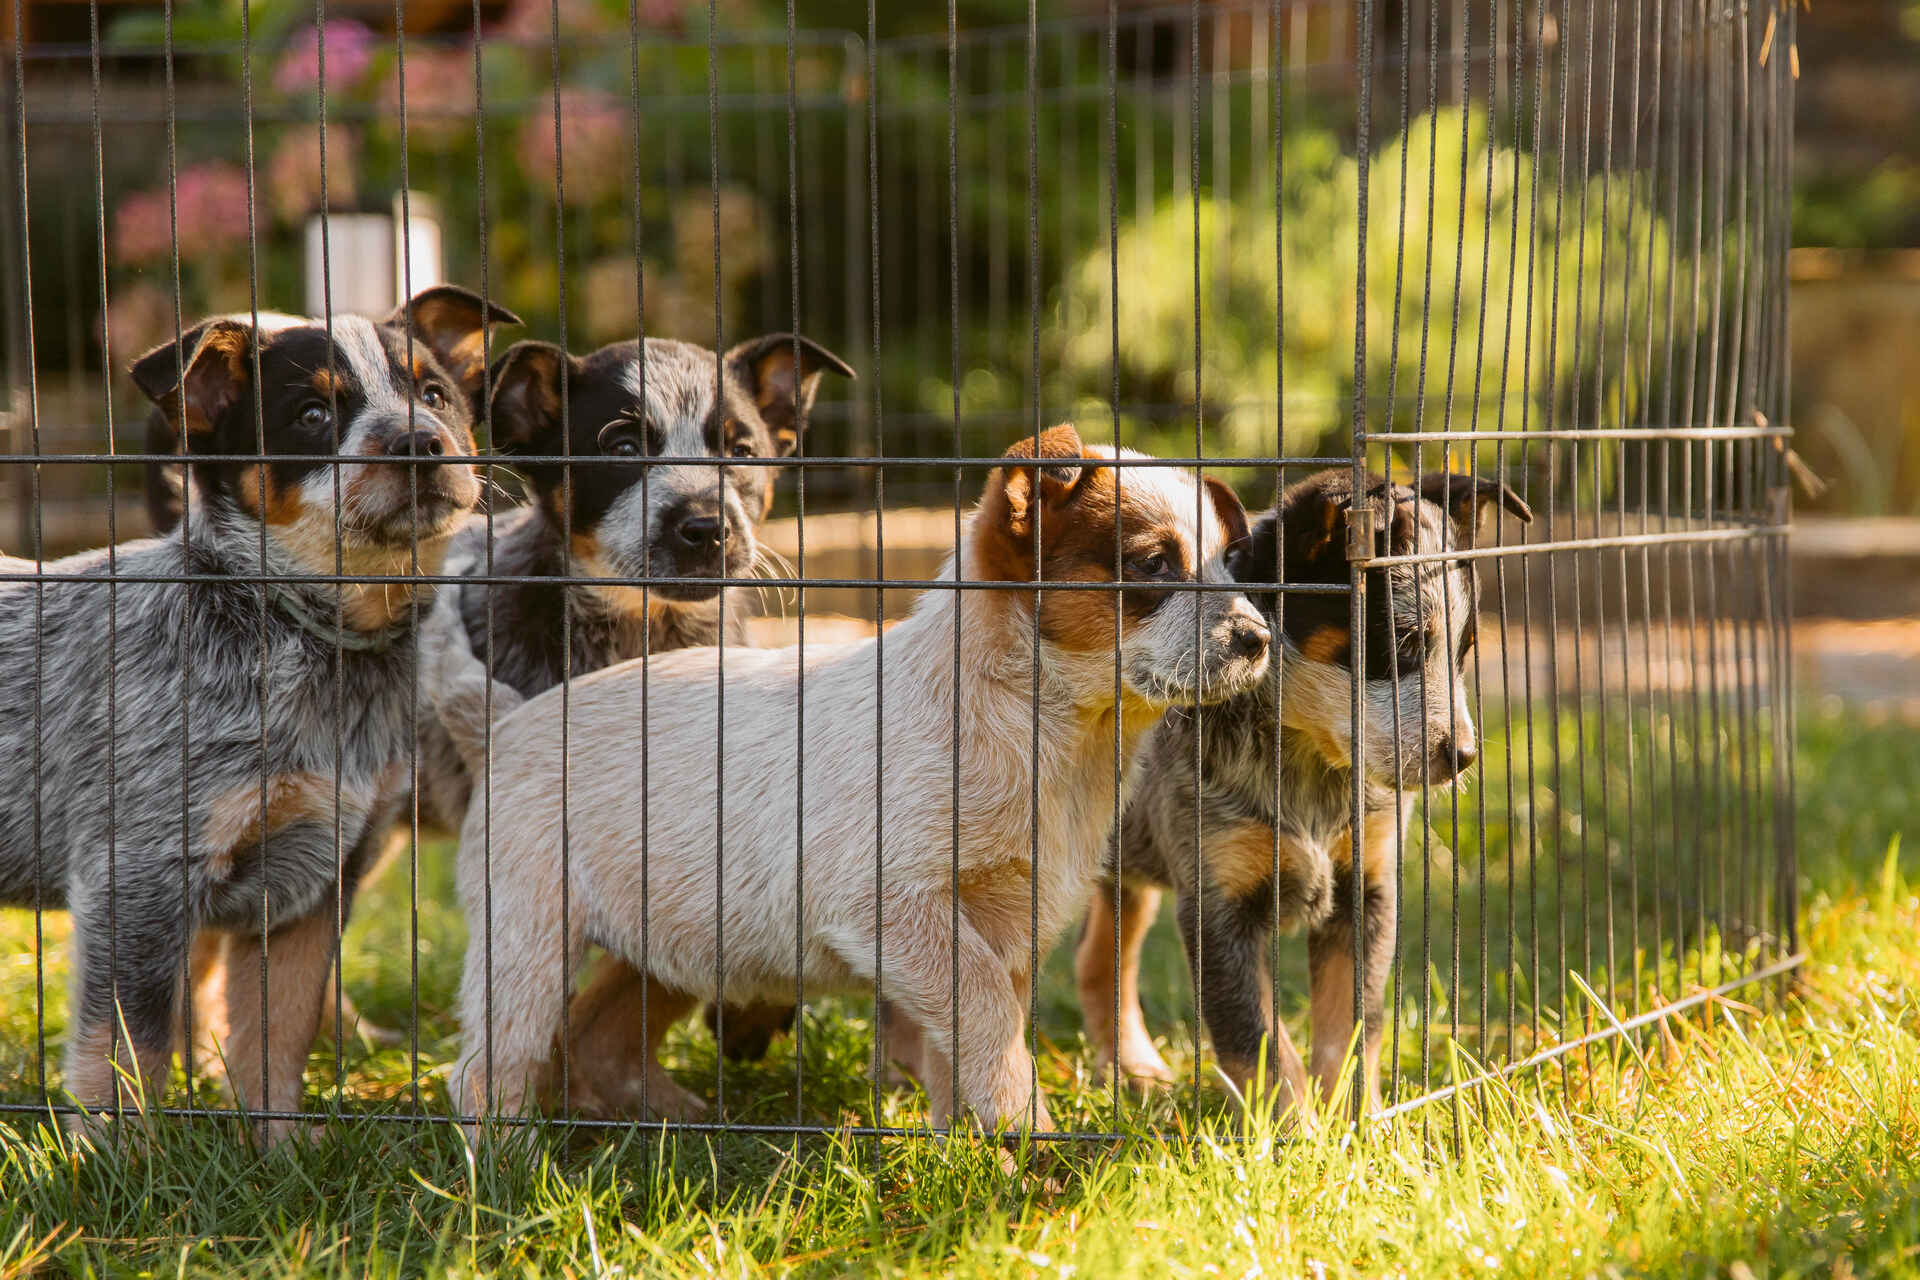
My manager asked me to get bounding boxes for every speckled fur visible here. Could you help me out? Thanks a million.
[1082,468,1531,1119]
[7,291,510,1134]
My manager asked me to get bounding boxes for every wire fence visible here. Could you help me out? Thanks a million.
[0,0,1796,1147]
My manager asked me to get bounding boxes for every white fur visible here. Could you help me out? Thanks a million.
[447,448,1268,1132]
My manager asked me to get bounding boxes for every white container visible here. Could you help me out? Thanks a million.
[302,191,442,318]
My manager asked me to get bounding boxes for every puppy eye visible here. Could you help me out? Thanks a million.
[729,441,755,459]
[597,420,647,458]
[299,403,332,431]
[419,383,449,411]
[1127,552,1173,580]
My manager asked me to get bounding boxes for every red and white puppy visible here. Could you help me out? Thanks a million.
[444,425,1270,1131]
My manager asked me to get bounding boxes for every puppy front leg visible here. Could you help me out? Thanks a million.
[910,964,1035,1132]
[1175,891,1309,1120]
[64,885,184,1125]
[219,908,339,1143]
[563,958,704,1122]
[451,849,584,1122]
[845,892,1048,1135]
[1074,880,1172,1086]
[177,929,232,1089]
[1307,866,1396,1116]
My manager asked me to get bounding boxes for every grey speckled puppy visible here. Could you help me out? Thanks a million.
[0,287,513,1136]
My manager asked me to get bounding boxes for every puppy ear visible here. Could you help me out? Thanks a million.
[486,340,571,454]
[995,423,1090,530]
[386,285,523,400]
[1279,473,1349,564]
[1204,476,1250,556]
[725,333,856,457]
[1225,507,1279,582]
[1416,472,1534,543]
[130,319,254,448]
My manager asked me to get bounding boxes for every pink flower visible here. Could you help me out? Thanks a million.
[273,20,378,97]
[111,161,255,265]
[380,44,477,145]
[516,88,630,206]
[496,0,621,42]
[268,125,358,225]
[112,187,174,265]
[174,162,256,249]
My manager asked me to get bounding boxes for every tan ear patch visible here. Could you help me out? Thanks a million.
[1312,496,1342,554]
[179,323,254,437]
[448,329,490,390]
[1301,624,1350,665]
[752,346,798,412]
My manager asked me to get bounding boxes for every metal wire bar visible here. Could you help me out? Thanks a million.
[1348,0,1375,1127]
[1375,951,1809,1124]
[0,0,1801,1143]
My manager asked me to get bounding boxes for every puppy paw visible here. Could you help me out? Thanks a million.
[1112,1037,1176,1091]
[640,1067,709,1123]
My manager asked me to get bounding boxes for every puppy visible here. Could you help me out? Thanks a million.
[0,287,512,1135]
[415,332,852,1113]
[444,425,1271,1131]
[144,304,514,1060]
[1078,469,1530,1118]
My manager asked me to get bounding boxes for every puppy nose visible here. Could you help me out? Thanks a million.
[386,429,445,458]
[1228,617,1270,662]
[674,512,729,549]
[1431,736,1477,777]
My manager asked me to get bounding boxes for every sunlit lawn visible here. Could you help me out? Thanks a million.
[1,702,1916,1277]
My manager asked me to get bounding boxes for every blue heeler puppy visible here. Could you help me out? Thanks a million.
[1079,469,1530,1123]
[0,287,516,1138]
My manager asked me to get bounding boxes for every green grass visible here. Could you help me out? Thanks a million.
[2,703,1918,1277]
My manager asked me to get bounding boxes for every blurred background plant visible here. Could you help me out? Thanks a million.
[2,0,1911,525]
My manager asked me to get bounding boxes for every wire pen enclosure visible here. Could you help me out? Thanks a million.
[0,0,1796,1146]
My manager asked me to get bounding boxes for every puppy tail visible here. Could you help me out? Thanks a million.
[420,588,525,778]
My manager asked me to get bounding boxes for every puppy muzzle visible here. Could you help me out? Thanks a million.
[354,413,479,538]
[1125,593,1272,707]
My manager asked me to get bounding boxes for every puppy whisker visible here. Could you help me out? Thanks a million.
[750,545,798,617]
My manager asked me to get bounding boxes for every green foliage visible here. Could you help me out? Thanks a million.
[1793,161,1920,250]
[1046,107,1677,465]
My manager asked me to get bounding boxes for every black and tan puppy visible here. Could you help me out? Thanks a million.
[1078,468,1530,1119]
